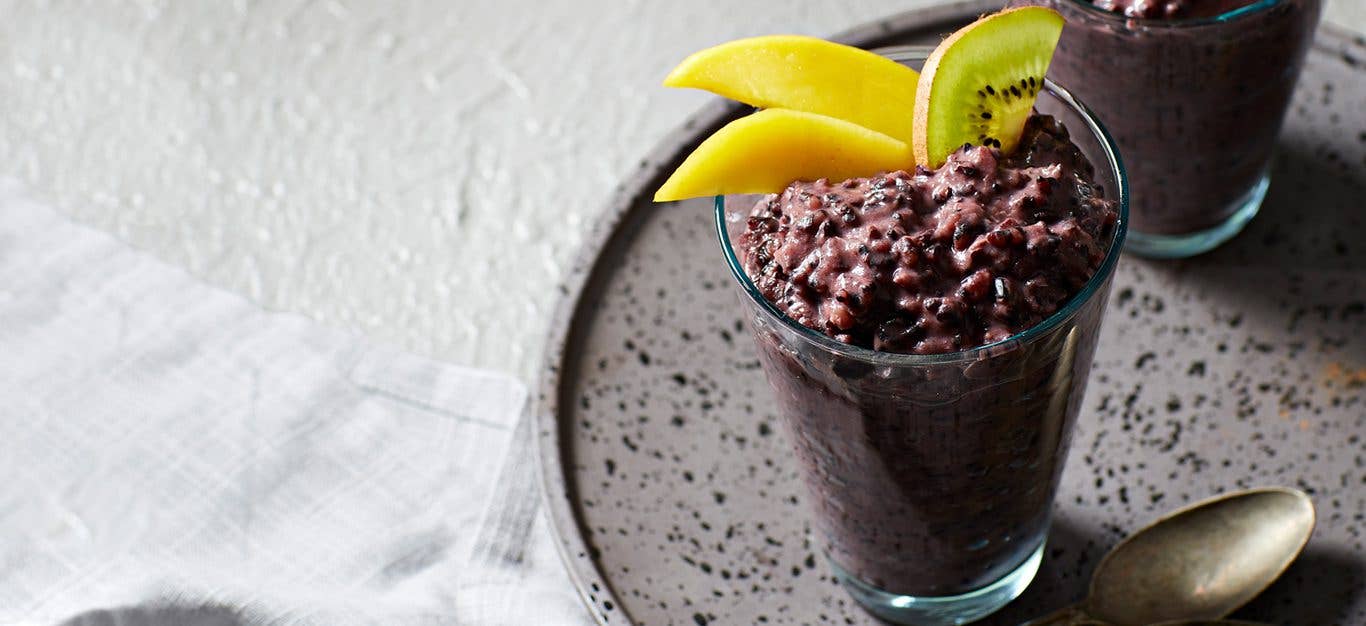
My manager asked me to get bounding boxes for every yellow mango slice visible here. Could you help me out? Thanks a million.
[664,35,920,145]
[654,109,913,202]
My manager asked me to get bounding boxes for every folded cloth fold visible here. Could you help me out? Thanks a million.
[0,181,590,626]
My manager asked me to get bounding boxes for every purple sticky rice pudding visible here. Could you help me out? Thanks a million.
[1010,0,1322,257]
[725,111,1122,622]
[1092,0,1268,19]
[741,116,1117,356]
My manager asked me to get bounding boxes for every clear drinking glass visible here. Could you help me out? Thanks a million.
[716,48,1129,625]
[1011,0,1321,258]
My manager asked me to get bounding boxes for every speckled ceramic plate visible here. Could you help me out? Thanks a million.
[536,3,1366,623]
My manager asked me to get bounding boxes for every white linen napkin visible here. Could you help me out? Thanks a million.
[0,181,591,626]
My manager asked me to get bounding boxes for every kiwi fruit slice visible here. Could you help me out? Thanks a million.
[912,7,1064,167]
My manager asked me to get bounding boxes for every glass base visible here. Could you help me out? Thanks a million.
[829,542,1044,626]
[1124,172,1270,259]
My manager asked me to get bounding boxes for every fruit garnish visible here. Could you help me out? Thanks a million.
[663,35,921,145]
[653,109,912,202]
[912,7,1064,168]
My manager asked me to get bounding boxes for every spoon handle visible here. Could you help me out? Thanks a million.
[1022,605,1099,626]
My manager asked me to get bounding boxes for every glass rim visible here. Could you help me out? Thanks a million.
[714,46,1129,366]
[1057,0,1282,27]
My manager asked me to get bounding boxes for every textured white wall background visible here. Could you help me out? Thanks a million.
[2,0,1362,381]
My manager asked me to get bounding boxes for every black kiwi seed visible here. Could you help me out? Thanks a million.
[935,38,1049,154]
[961,72,1045,151]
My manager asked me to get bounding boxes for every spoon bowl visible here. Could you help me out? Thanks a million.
[1087,487,1316,625]
[1026,487,1316,626]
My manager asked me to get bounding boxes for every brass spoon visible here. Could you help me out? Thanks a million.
[1066,622,1269,625]
[1074,622,1270,625]
[1028,487,1315,626]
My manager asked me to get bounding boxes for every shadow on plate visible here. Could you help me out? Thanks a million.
[1129,141,1366,368]
[1201,140,1366,273]
[1233,544,1366,626]
[979,516,1109,625]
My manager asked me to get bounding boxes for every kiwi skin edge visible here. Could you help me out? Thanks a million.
[912,6,1065,168]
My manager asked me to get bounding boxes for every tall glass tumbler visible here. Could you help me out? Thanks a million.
[716,48,1129,626]
[1011,0,1321,258]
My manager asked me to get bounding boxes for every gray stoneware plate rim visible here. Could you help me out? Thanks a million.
[532,1,1364,623]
